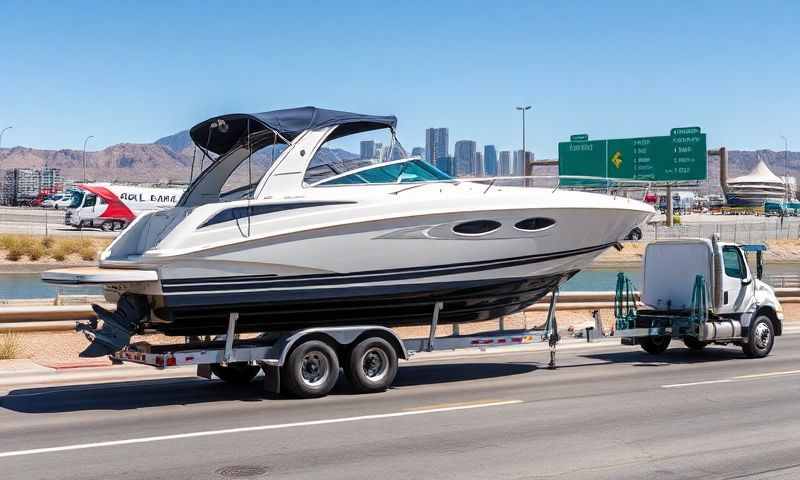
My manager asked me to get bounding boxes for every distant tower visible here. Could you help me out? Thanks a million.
[474,151,484,176]
[360,140,376,160]
[411,147,425,158]
[454,140,477,177]
[483,145,498,177]
[425,128,449,165]
[499,150,511,176]
[435,156,454,176]
[513,150,533,176]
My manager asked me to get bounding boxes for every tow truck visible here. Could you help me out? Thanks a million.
[615,235,782,357]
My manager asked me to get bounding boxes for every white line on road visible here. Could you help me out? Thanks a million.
[662,369,800,389]
[0,399,523,459]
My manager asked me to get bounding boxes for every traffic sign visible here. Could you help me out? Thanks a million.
[559,127,707,183]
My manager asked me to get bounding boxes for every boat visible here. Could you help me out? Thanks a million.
[42,106,655,357]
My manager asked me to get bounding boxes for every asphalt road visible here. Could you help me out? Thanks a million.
[0,207,114,237]
[1,333,799,479]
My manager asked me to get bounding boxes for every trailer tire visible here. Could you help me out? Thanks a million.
[640,335,671,354]
[347,337,398,393]
[742,316,774,358]
[683,336,708,351]
[282,339,339,398]
[210,363,260,385]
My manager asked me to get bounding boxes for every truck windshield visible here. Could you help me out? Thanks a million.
[68,191,85,208]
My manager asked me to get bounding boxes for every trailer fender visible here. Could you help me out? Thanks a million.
[270,326,408,367]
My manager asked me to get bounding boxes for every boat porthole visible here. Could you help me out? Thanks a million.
[514,217,556,232]
[452,220,502,236]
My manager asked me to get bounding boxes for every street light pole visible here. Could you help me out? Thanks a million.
[780,136,789,202]
[82,135,94,183]
[0,125,12,149]
[516,105,532,184]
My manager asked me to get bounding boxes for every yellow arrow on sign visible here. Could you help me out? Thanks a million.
[611,151,623,169]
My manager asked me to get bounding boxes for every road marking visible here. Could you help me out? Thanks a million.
[0,399,523,459]
[662,369,800,389]
[403,399,507,411]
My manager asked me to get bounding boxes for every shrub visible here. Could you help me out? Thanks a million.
[51,247,68,262]
[0,234,19,251]
[5,246,23,261]
[55,238,85,255]
[24,242,46,261]
[79,246,97,261]
[0,331,22,360]
[41,236,55,249]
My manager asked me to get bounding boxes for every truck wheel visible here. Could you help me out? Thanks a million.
[282,339,339,398]
[683,336,708,351]
[742,316,774,358]
[347,337,398,393]
[210,363,260,384]
[100,221,114,232]
[640,335,671,354]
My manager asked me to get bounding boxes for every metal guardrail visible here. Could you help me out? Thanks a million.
[1,290,798,333]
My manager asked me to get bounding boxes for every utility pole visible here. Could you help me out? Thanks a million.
[82,135,94,183]
[516,105,531,185]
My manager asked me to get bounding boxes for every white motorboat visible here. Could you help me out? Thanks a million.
[43,107,655,356]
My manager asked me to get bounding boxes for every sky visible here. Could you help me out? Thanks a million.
[1,0,798,158]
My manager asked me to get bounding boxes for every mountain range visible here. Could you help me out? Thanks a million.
[1,129,798,191]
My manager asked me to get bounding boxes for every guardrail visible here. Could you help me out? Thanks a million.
[1,289,799,333]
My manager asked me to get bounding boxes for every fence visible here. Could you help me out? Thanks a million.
[647,218,800,242]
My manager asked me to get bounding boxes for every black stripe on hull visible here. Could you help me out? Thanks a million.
[148,271,577,336]
[160,242,615,293]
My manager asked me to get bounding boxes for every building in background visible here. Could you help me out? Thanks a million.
[435,156,454,176]
[513,150,533,176]
[425,128,449,165]
[40,167,64,192]
[454,140,477,177]
[483,145,498,177]
[411,147,425,158]
[474,151,484,177]
[499,151,511,176]
[360,140,376,160]
[1,167,64,206]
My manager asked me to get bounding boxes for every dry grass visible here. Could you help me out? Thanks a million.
[0,331,23,360]
[0,234,111,263]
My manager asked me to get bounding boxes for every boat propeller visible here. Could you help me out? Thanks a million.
[77,294,149,358]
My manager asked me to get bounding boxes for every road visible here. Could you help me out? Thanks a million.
[0,207,114,237]
[1,333,799,479]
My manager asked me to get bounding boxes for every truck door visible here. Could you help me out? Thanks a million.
[720,246,750,313]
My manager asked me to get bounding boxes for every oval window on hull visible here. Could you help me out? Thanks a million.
[452,220,502,236]
[515,217,556,231]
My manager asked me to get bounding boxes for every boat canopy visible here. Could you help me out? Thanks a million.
[189,106,398,156]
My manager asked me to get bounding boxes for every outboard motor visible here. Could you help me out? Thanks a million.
[77,294,149,357]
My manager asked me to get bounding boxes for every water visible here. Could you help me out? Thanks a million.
[0,265,796,300]
[0,274,102,300]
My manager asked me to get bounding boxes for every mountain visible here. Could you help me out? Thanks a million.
[1,130,798,189]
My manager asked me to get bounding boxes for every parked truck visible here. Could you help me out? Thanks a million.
[615,235,782,357]
[65,183,185,231]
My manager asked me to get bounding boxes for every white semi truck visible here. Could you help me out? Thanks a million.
[65,183,185,231]
[615,235,783,357]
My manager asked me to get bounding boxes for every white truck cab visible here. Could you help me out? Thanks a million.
[617,235,782,357]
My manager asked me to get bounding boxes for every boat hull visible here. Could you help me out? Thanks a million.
[149,270,577,335]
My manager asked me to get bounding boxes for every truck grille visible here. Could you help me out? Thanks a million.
[64,211,72,225]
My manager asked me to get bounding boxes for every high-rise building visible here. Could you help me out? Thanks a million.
[360,140,376,160]
[474,152,484,177]
[499,151,511,176]
[513,150,534,176]
[411,147,425,158]
[435,156,454,176]
[425,128,449,165]
[484,145,498,177]
[454,140,477,177]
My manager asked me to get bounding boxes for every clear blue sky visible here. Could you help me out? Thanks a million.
[1,1,798,157]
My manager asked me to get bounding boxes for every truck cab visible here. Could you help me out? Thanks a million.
[65,190,121,231]
[616,236,782,357]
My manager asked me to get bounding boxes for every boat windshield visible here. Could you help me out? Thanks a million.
[315,159,453,186]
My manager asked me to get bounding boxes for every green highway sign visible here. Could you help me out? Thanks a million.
[559,127,707,183]
[570,134,589,141]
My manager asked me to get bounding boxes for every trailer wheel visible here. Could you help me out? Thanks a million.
[683,336,708,351]
[347,337,398,393]
[282,339,339,398]
[640,335,671,354]
[742,316,774,358]
[210,363,260,384]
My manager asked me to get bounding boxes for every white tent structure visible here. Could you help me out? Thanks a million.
[725,160,794,207]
